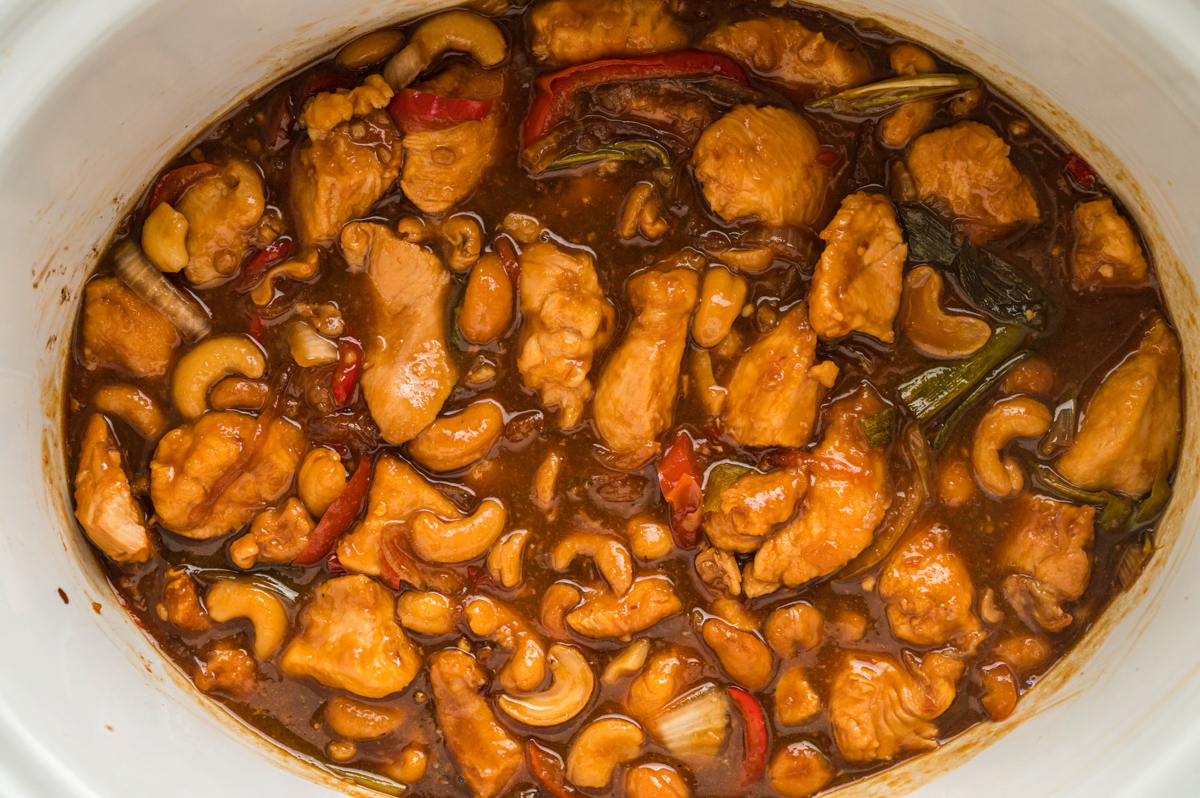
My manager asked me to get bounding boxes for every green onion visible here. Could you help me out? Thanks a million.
[860,407,896,448]
[1116,534,1155,592]
[1022,457,1133,534]
[1039,389,1077,456]
[701,462,755,515]
[807,73,980,114]
[896,203,958,267]
[1132,456,1173,526]
[930,351,1031,450]
[545,140,671,171]
[898,323,1026,422]
[324,764,408,796]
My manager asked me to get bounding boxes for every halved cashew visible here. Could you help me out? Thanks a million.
[409,400,505,472]
[534,449,563,511]
[459,254,514,345]
[141,202,189,273]
[689,348,727,416]
[250,250,319,306]
[337,29,406,70]
[466,595,547,692]
[900,266,992,358]
[972,396,1052,498]
[208,376,269,411]
[383,10,507,90]
[172,335,266,419]
[204,580,288,659]
[297,447,347,518]
[627,763,691,798]
[710,596,758,632]
[541,582,582,641]
[325,695,405,740]
[409,498,507,563]
[692,267,749,348]
[552,532,634,596]
[498,643,595,727]
[397,590,461,635]
[567,718,645,789]
[626,515,673,561]
[602,638,651,684]
[488,528,531,588]
[441,215,483,272]
[700,617,774,690]
[618,182,669,242]
[92,383,168,440]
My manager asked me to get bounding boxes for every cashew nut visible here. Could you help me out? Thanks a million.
[382,10,507,90]
[409,498,507,564]
[172,335,266,419]
[409,400,505,472]
[899,266,991,358]
[689,349,726,417]
[250,249,319,306]
[972,396,1052,497]
[208,376,269,412]
[325,695,405,740]
[298,447,347,518]
[534,449,563,511]
[286,320,339,367]
[602,638,651,684]
[141,202,190,273]
[700,617,774,690]
[92,383,168,440]
[567,717,645,789]
[337,29,406,70]
[618,182,669,242]
[625,514,673,561]
[459,254,514,344]
[692,267,748,348]
[626,763,690,798]
[498,643,595,727]
[710,596,758,632]
[541,582,582,641]
[553,532,634,596]
[764,602,824,658]
[204,579,288,659]
[466,595,547,692]
[295,302,346,337]
[397,590,461,635]
[488,528,531,588]
[441,215,484,272]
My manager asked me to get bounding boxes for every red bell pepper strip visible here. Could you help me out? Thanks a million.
[148,162,220,211]
[387,89,494,134]
[235,237,293,294]
[294,455,373,565]
[657,429,703,547]
[522,51,752,147]
[1063,153,1099,191]
[331,330,363,407]
[727,686,769,788]
[493,235,521,284]
[527,741,579,798]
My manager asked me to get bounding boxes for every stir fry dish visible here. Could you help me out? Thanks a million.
[62,1,1183,796]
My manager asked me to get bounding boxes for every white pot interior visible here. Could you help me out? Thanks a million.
[2,0,1199,796]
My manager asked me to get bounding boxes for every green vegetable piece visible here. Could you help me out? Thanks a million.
[1023,457,1133,534]
[1039,389,1077,456]
[930,351,1031,450]
[1132,456,1173,526]
[896,203,958,267]
[325,764,407,796]
[701,462,755,515]
[951,245,1051,332]
[898,323,1026,422]
[546,139,671,171]
[860,407,896,448]
[807,73,980,114]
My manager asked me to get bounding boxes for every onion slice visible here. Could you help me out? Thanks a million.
[646,682,731,757]
[113,240,210,342]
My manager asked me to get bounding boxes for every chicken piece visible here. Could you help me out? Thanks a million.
[721,304,840,449]
[428,648,523,798]
[764,603,824,658]
[704,466,807,553]
[150,411,307,540]
[746,387,892,597]
[401,64,505,214]
[880,44,938,148]
[160,569,211,632]
[694,547,743,596]
[174,159,265,286]
[528,0,688,65]
[775,664,821,725]
[337,453,461,576]
[517,240,616,428]
[878,523,984,651]
[281,575,421,698]
[828,650,963,764]
[73,414,154,563]
[79,277,180,378]
[194,642,258,701]
[1000,494,1095,633]
[293,75,402,247]
[1058,317,1180,497]
[625,645,704,719]
[567,576,683,641]
[808,192,907,342]
[1071,198,1149,289]
[701,19,870,95]
[693,105,829,228]
[594,268,699,466]
[340,222,456,445]
[231,497,315,568]
[906,121,1040,242]
[464,596,547,692]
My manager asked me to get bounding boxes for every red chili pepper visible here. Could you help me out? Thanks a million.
[527,741,579,798]
[248,314,266,341]
[326,551,346,575]
[657,429,703,547]
[331,330,363,407]
[1063,154,1099,191]
[294,455,373,565]
[522,51,752,147]
[387,89,494,134]
[727,686,769,788]
[493,235,521,284]
[235,237,294,294]
[147,162,220,211]
[816,151,841,168]
[468,564,494,589]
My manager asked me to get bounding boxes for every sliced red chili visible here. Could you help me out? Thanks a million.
[326,551,346,575]
[387,89,494,134]
[527,740,579,798]
[816,151,842,168]
[522,50,752,147]
[493,235,521,284]
[331,330,363,407]
[235,237,293,294]
[294,455,373,566]
[248,314,266,341]
[148,162,220,211]
[657,429,703,547]
[1063,154,1099,191]
[727,685,769,788]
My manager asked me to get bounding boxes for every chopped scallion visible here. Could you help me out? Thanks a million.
[808,73,980,114]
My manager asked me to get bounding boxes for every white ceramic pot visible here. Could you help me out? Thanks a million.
[2,0,1198,795]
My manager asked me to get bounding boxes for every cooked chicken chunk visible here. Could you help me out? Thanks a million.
[567,576,683,640]
[150,411,307,540]
[721,303,840,448]
[74,414,153,563]
[401,65,505,214]
[528,0,689,65]
[293,75,402,247]
[428,648,523,798]
[1071,198,1149,289]
[745,387,892,597]
[80,277,180,378]
[808,192,907,342]
[775,664,821,725]
[880,44,938,148]
[702,19,870,95]
[693,105,829,228]
[879,523,983,651]
[829,650,963,764]
[906,121,1040,241]
[337,453,461,576]
[340,222,456,444]
[175,158,265,286]
[594,268,699,466]
[160,569,211,632]
[1001,494,1095,633]
[517,240,616,428]
[230,497,314,568]
[281,575,421,698]
[1057,316,1181,497]
[465,596,547,692]
[704,466,807,553]
[195,642,258,700]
